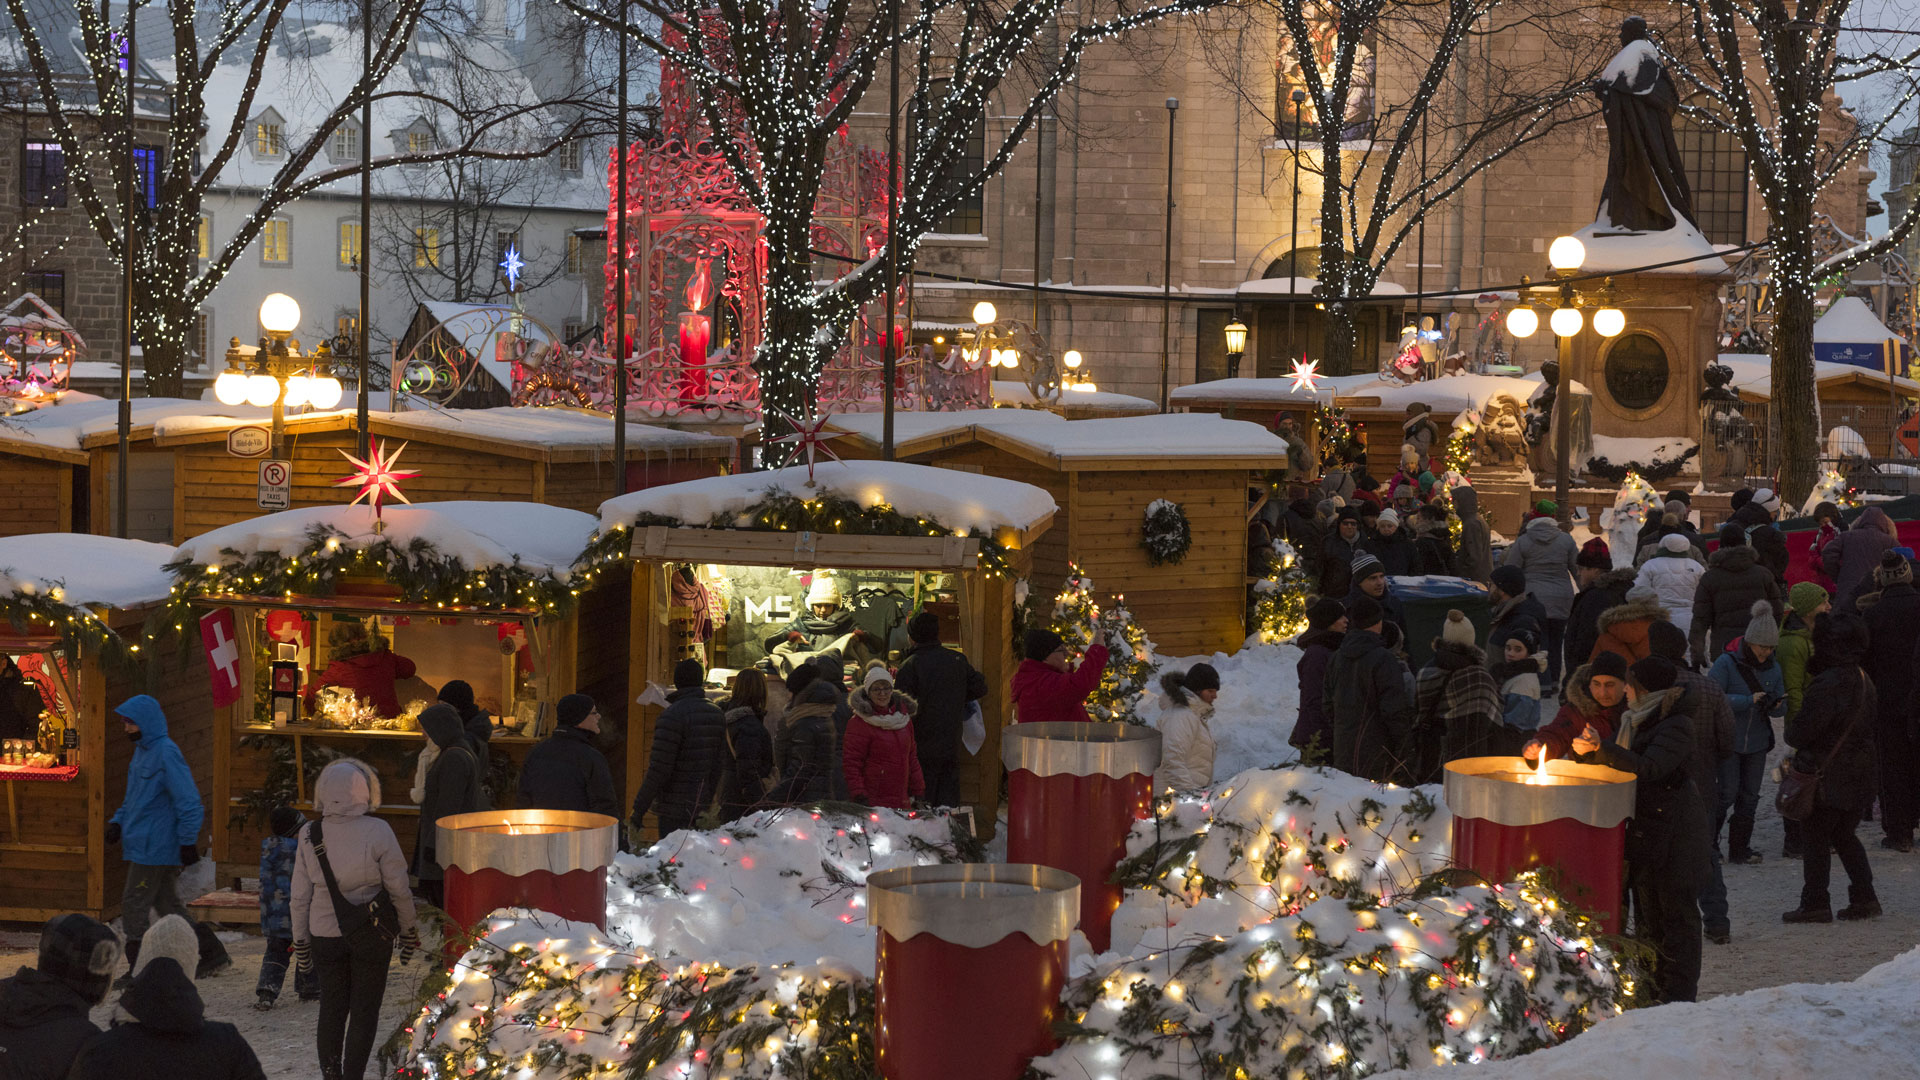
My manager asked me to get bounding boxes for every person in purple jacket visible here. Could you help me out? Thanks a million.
[1290,598,1346,765]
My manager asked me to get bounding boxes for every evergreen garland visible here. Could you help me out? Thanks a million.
[1139,498,1193,566]
[582,489,1016,578]
[0,576,144,671]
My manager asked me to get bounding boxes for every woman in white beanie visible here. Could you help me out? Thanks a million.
[1636,532,1706,646]
[765,575,874,676]
[1412,611,1507,781]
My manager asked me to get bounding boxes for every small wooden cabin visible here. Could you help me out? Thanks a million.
[825,411,1290,655]
[171,502,631,877]
[596,460,1056,837]
[0,535,212,922]
[990,382,1159,419]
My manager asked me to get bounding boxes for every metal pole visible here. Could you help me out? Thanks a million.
[613,2,629,494]
[1032,111,1043,327]
[1554,286,1574,531]
[881,0,900,461]
[1416,110,1427,369]
[1159,97,1177,412]
[357,0,371,455]
[115,0,136,539]
[1288,89,1305,375]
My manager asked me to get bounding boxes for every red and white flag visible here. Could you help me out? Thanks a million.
[199,608,245,709]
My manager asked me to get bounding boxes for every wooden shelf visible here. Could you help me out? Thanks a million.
[240,724,539,744]
[230,795,421,816]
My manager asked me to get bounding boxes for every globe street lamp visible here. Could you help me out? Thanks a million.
[1223,317,1249,379]
[213,293,344,459]
[1506,237,1628,527]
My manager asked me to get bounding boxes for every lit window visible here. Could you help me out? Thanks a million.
[413,226,440,268]
[332,126,360,162]
[338,221,362,269]
[197,215,211,259]
[407,129,435,154]
[255,121,284,156]
[261,218,291,264]
[565,234,590,276]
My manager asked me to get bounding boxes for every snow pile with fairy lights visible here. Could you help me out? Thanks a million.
[396,773,1636,1080]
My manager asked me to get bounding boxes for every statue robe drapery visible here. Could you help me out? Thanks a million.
[1596,39,1698,233]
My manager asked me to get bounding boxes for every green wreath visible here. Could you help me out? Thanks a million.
[1140,498,1193,566]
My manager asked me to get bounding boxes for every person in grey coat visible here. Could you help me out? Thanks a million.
[1821,505,1899,611]
[1501,514,1580,686]
[1452,485,1494,584]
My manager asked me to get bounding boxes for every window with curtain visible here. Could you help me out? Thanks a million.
[339,221,363,269]
[261,218,291,264]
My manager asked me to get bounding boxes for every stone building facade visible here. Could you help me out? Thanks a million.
[883,10,1877,404]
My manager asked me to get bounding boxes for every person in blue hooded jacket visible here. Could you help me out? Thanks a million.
[106,694,206,983]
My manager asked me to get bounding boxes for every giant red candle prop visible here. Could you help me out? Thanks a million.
[437,810,619,933]
[1444,756,1636,932]
[868,863,1079,1080]
[1003,722,1160,952]
[677,259,713,399]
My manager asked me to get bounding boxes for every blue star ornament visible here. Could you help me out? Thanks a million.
[499,243,526,291]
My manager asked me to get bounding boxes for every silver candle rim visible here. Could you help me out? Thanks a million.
[437,809,621,876]
[1001,721,1162,779]
[1443,756,1638,829]
[867,862,1081,948]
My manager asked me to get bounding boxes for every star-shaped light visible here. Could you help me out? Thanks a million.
[768,411,848,486]
[335,438,419,522]
[1287,357,1324,394]
[499,243,526,291]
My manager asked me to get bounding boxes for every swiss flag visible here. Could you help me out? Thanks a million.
[200,608,245,709]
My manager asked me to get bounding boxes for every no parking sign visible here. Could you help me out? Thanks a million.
[257,459,291,509]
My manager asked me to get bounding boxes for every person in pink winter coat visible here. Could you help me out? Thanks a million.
[842,665,923,809]
[1010,629,1110,723]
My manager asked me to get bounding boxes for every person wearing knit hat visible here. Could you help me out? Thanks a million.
[1343,549,1407,635]
[1707,603,1786,870]
[1377,507,1400,530]
[518,690,619,823]
[765,575,869,677]
[0,913,122,1076]
[1324,590,1415,783]
[632,655,729,837]
[1577,537,1612,570]
[1646,619,1689,665]
[845,662,924,809]
[1857,547,1920,852]
[1365,506,1418,576]
[1752,488,1781,516]
[1292,600,1348,764]
[1411,610,1505,782]
[1351,550,1385,579]
[1601,653,1710,1001]
[1346,593,1384,631]
[1012,623,1109,724]
[1318,506,1365,597]
[1440,608,1476,646]
[65,915,266,1080]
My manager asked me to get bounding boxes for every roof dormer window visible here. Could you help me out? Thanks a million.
[252,108,287,158]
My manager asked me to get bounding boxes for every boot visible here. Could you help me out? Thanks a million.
[1838,885,1881,921]
[1728,816,1762,864]
[1781,905,1832,924]
[112,938,140,991]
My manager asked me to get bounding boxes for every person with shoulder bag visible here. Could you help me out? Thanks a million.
[292,759,421,1080]
[1778,612,1881,923]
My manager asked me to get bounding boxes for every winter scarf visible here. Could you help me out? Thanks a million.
[849,688,917,731]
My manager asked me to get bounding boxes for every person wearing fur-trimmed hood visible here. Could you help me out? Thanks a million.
[1154,664,1219,792]
[66,915,266,1080]
[842,664,923,809]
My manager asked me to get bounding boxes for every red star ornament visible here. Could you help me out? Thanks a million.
[335,438,420,522]
[768,411,848,486]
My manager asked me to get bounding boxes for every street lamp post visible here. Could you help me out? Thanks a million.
[1288,89,1307,373]
[1505,236,1625,530]
[1223,316,1248,379]
[1159,97,1179,412]
[214,294,344,460]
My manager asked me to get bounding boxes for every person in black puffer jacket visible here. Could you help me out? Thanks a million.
[1580,657,1709,1004]
[891,612,988,807]
[774,679,842,803]
[1783,612,1882,922]
[718,670,775,821]
[0,913,121,1080]
[1856,552,1920,852]
[517,694,620,819]
[1361,509,1418,577]
[1319,508,1362,598]
[1729,487,1790,584]
[67,915,266,1080]
[631,659,728,837]
[1564,550,1636,680]
[1323,593,1415,783]
[1690,525,1781,660]
[1290,599,1345,765]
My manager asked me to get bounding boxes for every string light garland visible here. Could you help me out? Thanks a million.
[1249,539,1311,642]
[0,576,143,670]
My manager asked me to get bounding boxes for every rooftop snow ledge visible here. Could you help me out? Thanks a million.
[0,534,178,611]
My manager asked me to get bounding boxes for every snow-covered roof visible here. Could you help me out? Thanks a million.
[0,533,177,611]
[417,303,559,395]
[1814,296,1906,345]
[0,397,275,461]
[142,405,733,458]
[597,460,1058,538]
[979,413,1293,468]
[1569,218,1731,276]
[824,407,1065,451]
[174,501,598,581]
[1717,353,1920,398]
[1174,372,1584,415]
[990,382,1158,414]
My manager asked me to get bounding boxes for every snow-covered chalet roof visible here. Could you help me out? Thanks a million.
[1717,353,1920,398]
[1814,296,1906,345]
[143,405,732,460]
[990,382,1158,415]
[1174,372,1586,416]
[978,413,1292,469]
[174,501,599,581]
[823,407,1066,454]
[0,533,177,611]
[598,460,1058,538]
[0,396,274,462]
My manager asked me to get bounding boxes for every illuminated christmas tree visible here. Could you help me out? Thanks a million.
[1049,563,1157,723]
[1251,540,1311,642]
[1799,467,1860,517]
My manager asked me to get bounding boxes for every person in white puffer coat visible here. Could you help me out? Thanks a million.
[1153,664,1219,792]
[1636,532,1705,646]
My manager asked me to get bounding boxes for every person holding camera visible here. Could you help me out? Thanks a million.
[1707,602,1786,868]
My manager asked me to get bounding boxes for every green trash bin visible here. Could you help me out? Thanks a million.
[1389,576,1492,669]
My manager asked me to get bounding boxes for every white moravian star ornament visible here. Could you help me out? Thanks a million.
[768,411,848,486]
[1287,357,1324,394]
[335,438,420,526]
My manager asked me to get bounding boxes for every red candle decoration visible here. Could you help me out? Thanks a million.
[437,810,620,942]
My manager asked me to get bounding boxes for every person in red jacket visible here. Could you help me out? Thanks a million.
[305,620,417,719]
[1011,629,1110,723]
[842,665,923,809]
[1524,651,1628,762]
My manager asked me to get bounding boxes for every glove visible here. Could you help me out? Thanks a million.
[788,631,805,644]
[292,939,312,974]
[180,844,200,867]
[104,822,121,845]
[397,929,422,966]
